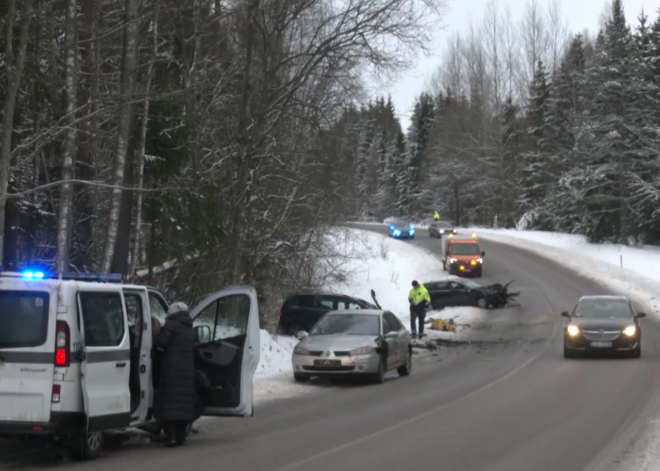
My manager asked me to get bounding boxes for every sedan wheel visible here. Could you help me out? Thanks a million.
[477,297,488,309]
[371,356,386,384]
[294,373,311,382]
[563,345,577,359]
[397,349,412,377]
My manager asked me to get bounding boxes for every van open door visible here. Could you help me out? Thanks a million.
[190,286,260,417]
[77,286,132,432]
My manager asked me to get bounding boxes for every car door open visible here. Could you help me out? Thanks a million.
[77,286,132,432]
[191,286,259,417]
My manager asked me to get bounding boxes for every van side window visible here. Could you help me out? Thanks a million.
[193,295,250,342]
[149,293,168,324]
[79,292,125,347]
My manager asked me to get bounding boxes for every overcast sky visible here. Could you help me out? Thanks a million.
[376,0,659,131]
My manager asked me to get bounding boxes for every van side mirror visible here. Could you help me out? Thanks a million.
[561,311,570,317]
[296,330,309,340]
[194,325,212,344]
[481,251,485,257]
[636,312,646,318]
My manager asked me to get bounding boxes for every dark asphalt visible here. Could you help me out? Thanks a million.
[4,223,660,470]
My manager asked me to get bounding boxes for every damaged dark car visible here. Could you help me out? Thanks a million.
[423,279,519,310]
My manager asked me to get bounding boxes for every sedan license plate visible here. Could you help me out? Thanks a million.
[314,359,341,367]
[591,341,613,348]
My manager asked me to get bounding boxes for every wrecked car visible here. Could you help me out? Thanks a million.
[422,279,519,310]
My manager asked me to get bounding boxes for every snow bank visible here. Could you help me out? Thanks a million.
[326,228,488,341]
[470,228,660,317]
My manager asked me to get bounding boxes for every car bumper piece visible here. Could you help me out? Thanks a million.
[292,353,380,375]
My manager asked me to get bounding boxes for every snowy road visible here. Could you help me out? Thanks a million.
[4,228,660,470]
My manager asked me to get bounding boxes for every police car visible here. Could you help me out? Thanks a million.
[388,219,415,239]
[0,270,260,459]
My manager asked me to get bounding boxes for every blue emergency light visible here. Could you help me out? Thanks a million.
[16,270,122,283]
[390,225,395,230]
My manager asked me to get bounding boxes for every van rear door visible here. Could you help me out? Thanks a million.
[191,286,260,417]
[0,287,54,424]
[77,285,132,432]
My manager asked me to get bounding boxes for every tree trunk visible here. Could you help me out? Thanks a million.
[111,139,135,275]
[55,0,78,273]
[130,2,160,278]
[101,0,140,273]
[0,0,34,268]
[231,0,260,284]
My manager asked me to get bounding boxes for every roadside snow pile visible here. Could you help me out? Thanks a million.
[472,228,660,316]
[327,228,488,340]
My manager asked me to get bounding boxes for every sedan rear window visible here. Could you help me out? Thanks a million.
[0,291,49,349]
[311,314,379,336]
[573,300,632,318]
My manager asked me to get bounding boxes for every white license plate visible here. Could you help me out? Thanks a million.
[591,341,613,348]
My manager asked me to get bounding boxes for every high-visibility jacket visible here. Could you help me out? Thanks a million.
[433,211,440,220]
[408,284,431,306]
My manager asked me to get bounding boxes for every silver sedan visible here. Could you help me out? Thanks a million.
[291,309,412,384]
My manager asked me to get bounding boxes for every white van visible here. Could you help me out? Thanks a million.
[0,271,260,459]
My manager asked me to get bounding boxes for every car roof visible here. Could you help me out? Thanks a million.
[578,295,628,302]
[324,309,383,316]
[288,291,362,298]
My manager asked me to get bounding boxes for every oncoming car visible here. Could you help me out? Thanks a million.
[388,219,415,239]
[428,220,457,238]
[291,310,412,383]
[562,295,645,358]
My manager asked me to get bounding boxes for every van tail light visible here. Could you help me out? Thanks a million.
[51,384,61,403]
[54,321,70,367]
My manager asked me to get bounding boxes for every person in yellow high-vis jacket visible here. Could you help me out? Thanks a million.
[433,211,440,221]
[408,280,431,338]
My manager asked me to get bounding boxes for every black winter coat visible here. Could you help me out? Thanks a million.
[155,312,196,422]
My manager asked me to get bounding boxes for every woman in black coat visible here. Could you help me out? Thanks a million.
[155,302,196,447]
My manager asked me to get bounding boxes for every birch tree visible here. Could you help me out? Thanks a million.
[55,0,78,272]
[101,0,141,273]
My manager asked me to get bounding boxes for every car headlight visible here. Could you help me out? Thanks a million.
[293,346,312,355]
[439,229,445,233]
[350,346,376,355]
[476,258,483,263]
[449,258,458,263]
[567,325,580,336]
[623,325,637,336]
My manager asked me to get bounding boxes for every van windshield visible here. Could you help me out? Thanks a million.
[0,291,49,349]
[450,243,481,255]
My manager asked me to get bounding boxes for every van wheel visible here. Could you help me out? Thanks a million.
[70,430,104,460]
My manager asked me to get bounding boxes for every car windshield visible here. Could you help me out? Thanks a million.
[462,280,482,289]
[573,300,632,318]
[450,243,481,255]
[311,314,379,336]
[437,221,453,228]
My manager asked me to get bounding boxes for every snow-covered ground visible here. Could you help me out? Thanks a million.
[469,228,660,317]
[250,228,487,404]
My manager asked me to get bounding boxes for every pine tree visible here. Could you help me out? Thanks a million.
[517,59,550,223]
[406,93,435,216]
